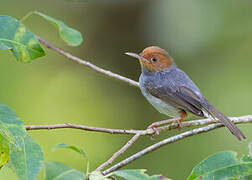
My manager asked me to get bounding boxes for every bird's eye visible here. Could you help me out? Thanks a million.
[151,56,158,62]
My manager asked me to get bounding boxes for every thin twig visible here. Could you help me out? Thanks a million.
[96,133,141,171]
[20,11,35,22]
[103,117,252,175]
[25,115,252,135]
[25,123,147,135]
[36,36,139,88]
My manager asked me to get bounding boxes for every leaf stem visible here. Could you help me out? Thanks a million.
[20,11,35,22]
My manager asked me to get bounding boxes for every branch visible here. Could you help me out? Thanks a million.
[25,115,252,172]
[103,115,252,175]
[36,36,139,88]
[25,115,252,135]
[25,123,147,135]
[96,134,141,171]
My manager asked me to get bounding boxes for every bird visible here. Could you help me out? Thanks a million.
[125,46,246,141]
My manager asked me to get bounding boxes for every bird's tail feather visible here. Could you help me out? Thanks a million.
[202,99,246,141]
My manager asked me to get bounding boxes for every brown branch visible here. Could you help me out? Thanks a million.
[36,36,139,88]
[103,115,252,175]
[25,115,252,135]
[96,133,141,171]
[25,123,147,135]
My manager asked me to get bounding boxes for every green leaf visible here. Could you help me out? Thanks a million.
[187,151,252,180]
[0,41,11,49]
[89,171,109,180]
[0,135,9,167]
[0,103,44,180]
[111,169,171,180]
[0,15,45,62]
[0,103,26,149]
[52,143,88,160]
[9,135,44,180]
[52,143,89,174]
[44,161,85,180]
[34,11,83,46]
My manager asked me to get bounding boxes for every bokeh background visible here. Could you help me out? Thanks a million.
[1,0,252,179]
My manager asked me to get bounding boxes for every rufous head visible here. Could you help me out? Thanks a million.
[125,46,174,72]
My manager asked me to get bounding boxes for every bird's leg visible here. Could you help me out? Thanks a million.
[148,111,187,135]
[148,117,180,136]
[177,111,187,130]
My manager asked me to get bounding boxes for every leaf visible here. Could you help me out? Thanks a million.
[0,103,44,180]
[187,151,252,180]
[111,169,171,180]
[52,143,88,160]
[0,41,11,49]
[44,161,85,180]
[89,171,109,180]
[0,15,45,62]
[0,103,26,149]
[52,143,89,174]
[0,135,9,167]
[9,135,44,180]
[34,11,83,46]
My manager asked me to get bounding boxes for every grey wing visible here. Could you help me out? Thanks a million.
[144,68,205,117]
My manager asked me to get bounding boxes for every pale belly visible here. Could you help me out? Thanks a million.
[140,86,181,117]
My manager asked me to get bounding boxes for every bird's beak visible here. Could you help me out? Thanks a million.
[125,52,149,63]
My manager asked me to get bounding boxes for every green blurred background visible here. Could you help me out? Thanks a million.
[1,0,252,179]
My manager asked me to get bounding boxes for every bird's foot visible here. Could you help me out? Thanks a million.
[147,124,160,136]
[147,118,180,136]
[147,113,186,136]
[176,120,183,131]
[177,111,186,131]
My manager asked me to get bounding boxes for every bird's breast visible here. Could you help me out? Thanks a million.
[139,75,181,117]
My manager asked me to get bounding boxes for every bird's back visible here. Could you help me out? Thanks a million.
[140,66,203,99]
[139,65,206,117]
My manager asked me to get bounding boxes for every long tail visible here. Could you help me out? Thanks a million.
[201,98,246,141]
